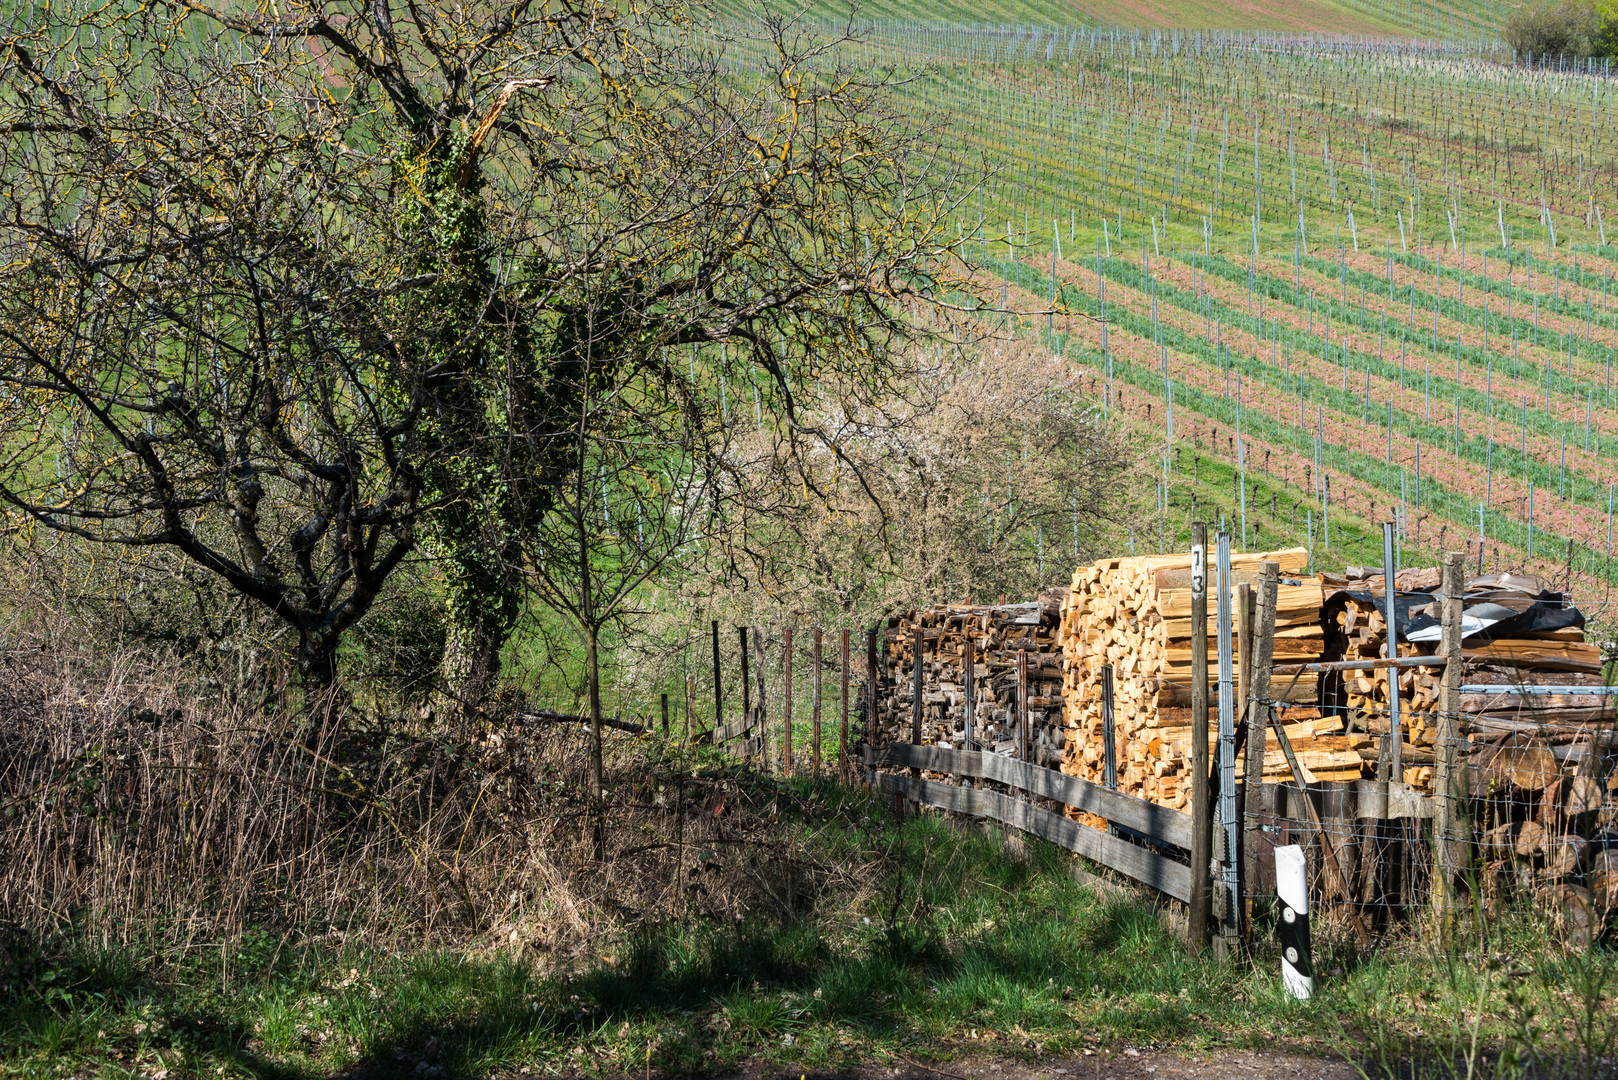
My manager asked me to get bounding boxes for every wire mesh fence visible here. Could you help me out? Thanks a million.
[840,532,1618,950]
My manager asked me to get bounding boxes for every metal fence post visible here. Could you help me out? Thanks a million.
[839,629,850,783]
[1102,664,1117,791]
[1215,530,1241,958]
[739,626,751,733]
[1190,523,1212,950]
[963,638,977,755]
[911,625,924,779]
[1435,551,1466,932]
[812,628,823,779]
[1017,648,1030,772]
[1383,523,1403,788]
[712,620,723,733]
[784,627,794,776]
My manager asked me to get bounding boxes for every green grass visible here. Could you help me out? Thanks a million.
[6,769,1617,1079]
[683,22,1618,605]
[710,0,1505,38]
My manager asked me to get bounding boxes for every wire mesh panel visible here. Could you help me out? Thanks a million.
[1242,558,1617,938]
[853,539,1618,943]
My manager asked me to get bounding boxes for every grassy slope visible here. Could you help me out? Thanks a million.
[711,26,1618,620]
[713,0,1406,34]
[4,758,1613,1079]
[709,0,1514,36]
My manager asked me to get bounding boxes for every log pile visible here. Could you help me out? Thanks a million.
[1323,569,1611,793]
[871,555,1617,929]
[1057,548,1360,810]
[876,593,1067,767]
[1475,744,1618,931]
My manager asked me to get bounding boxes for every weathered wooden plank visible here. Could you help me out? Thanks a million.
[864,743,1192,849]
[1256,780,1432,819]
[1271,656,1447,676]
[711,715,757,743]
[871,772,1192,902]
[726,736,763,758]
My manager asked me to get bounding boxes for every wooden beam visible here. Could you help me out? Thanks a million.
[711,715,757,744]
[1271,656,1446,676]
[1242,563,1279,946]
[870,772,1193,903]
[1435,552,1467,929]
[864,742,1193,849]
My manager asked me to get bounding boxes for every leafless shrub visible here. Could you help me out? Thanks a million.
[1504,1,1600,58]
[0,629,863,956]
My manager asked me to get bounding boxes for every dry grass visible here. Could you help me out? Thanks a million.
[0,632,869,966]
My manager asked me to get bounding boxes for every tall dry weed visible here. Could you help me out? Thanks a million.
[0,633,856,964]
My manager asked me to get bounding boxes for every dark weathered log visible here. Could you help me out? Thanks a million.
[517,710,648,734]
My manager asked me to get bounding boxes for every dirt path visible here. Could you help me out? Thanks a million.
[685,1050,1360,1080]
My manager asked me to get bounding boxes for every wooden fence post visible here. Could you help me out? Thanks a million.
[1190,523,1212,950]
[1018,648,1030,772]
[963,638,977,754]
[753,627,770,766]
[1435,551,1466,932]
[685,674,696,744]
[839,629,850,783]
[866,628,879,747]
[1235,583,1252,719]
[712,620,723,732]
[739,626,751,733]
[784,627,794,777]
[911,625,924,778]
[813,628,823,779]
[1242,562,1279,944]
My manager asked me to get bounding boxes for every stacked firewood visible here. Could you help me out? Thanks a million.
[876,592,1067,767]
[1324,569,1616,926]
[1057,548,1354,810]
[1475,740,1618,930]
[1325,570,1610,792]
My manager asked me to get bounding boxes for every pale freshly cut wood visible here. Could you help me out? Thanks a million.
[1058,548,1329,813]
[1157,582,1323,620]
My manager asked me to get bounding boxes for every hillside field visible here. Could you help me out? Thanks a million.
[715,14,1618,634]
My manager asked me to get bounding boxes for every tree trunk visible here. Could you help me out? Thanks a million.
[439,606,507,721]
[297,628,339,686]
[586,622,605,860]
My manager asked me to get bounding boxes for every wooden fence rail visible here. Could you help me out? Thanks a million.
[863,742,1194,902]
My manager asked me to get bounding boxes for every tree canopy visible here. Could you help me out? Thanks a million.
[0,0,969,684]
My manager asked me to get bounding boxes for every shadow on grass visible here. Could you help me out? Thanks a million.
[0,792,1248,1080]
[16,777,1607,1080]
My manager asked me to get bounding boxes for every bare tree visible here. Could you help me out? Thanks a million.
[0,0,972,688]
[711,334,1144,627]
[520,322,730,856]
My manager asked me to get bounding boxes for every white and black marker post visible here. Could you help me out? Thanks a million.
[1275,844,1313,1000]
